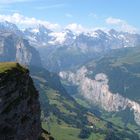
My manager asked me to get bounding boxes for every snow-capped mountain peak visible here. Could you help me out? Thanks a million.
[0,21,140,50]
[48,29,76,45]
[0,21,19,31]
[0,21,22,36]
[23,24,52,47]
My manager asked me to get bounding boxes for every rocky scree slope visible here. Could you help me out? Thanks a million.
[0,62,41,140]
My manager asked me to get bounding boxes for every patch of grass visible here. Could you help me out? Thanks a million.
[46,88,76,115]
[0,62,27,73]
[102,112,140,138]
[74,96,91,108]
[42,120,105,140]
[39,129,54,140]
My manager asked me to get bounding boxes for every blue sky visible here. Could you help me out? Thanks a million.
[0,0,139,32]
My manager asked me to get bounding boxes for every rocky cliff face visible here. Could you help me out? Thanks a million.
[0,32,42,67]
[0,62,41,140]
[60,66,140,125]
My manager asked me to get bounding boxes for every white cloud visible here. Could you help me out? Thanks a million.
[106,17,138,33]
[65,23,107,34]
[0,13,61,30]
[0,13,138,34]
[106,17,123,25]
[65,23,88,34]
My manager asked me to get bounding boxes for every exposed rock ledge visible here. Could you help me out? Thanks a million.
[60,66,140,125]
[0,62,41,140]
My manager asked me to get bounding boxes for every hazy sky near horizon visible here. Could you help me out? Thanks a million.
[0,0,139,32]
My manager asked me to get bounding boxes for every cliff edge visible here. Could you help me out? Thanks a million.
[0,62,41,140]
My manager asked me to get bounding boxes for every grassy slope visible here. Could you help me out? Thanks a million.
[75,96,140,139]
[0,62,27,73]
[40,88,106,140]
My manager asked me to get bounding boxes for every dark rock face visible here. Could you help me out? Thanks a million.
[0,63,41,140]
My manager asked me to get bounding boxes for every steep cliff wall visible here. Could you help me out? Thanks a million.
[0,32,42,67]
[0,62,41,140]
[60,66,140,125]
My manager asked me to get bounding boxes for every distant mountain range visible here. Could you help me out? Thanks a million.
[23,23,140,49]
[0,21,140,72]
[23,22,140,72]
[1,21,140,48]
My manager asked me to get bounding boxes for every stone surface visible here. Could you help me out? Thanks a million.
[0,62,41,140]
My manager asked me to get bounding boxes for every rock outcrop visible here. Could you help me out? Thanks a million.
[0,62,41,140]
[0,32,42,67]
[60,66,140,125]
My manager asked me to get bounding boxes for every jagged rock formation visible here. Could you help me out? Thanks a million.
[0,62,41,140]
[60,66,140,125]
[0,21,22,36]
[23,25,52,47]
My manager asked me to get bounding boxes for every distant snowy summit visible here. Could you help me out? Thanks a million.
[0,20,140,50]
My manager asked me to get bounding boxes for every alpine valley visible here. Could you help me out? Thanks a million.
[1,21,140,140]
